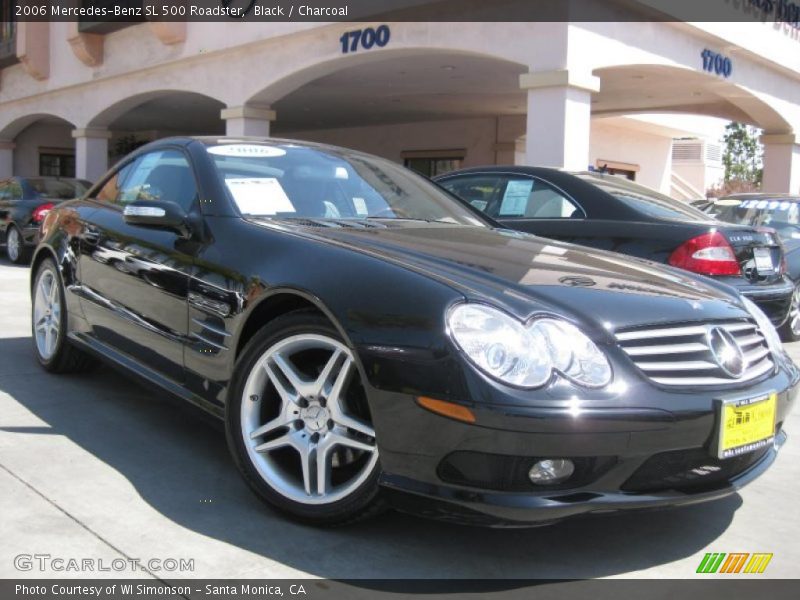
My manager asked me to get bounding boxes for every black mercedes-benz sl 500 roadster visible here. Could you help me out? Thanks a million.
[31,137,797,526]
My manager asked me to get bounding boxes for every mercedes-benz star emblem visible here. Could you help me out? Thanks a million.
[707,327,746,378]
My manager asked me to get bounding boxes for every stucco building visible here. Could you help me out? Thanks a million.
[1,3,799,197]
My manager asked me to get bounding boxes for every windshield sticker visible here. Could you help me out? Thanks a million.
[209,144,287,158]
[225,178,294,215]
[756,200,769,209]
[499,179,534,216]
[470,199,489,211]
[780,201,792,210]
[352,197,369,216]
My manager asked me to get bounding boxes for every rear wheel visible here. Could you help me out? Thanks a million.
[32,258,96,373]
[226,310,383,525]
[779,283,800,342]
[6,226,30,264]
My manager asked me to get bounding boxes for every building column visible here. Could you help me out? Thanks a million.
[221,105,276,137]
[519,70,600,170]
[0,141,14,178]
[72,128,111,182]
[761,133,800,194]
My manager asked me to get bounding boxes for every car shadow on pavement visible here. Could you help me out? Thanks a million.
[0,254,31,269]
[0,336,741,580]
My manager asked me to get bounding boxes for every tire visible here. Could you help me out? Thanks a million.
[31,258,96,373]
[779,282,800,343]
[226,310,385,526]
[6,225,30,264]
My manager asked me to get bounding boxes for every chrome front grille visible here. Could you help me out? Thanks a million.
[615,320,774,386]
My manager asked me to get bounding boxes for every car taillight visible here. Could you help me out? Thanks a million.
[668,231,741,276]
[32,203,55,224]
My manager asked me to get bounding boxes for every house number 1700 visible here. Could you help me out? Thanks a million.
[340,26,391,54]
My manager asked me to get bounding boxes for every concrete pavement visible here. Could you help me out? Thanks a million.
[0,257,798,580]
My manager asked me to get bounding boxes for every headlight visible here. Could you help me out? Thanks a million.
[447,304,612,389]
[741,296,783,356]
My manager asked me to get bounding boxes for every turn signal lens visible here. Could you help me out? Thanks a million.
[32,203,55,224]
[417,397,476,423]
[668,231,740,276]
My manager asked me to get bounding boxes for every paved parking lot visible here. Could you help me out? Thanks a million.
[0,256,798,580]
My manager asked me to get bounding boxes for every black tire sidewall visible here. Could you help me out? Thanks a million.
[225,311,382,525]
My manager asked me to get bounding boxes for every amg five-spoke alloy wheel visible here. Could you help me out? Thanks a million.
[227,310,383,525]
[32,258,96,373]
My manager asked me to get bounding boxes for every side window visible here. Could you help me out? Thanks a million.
[94,161,135,204]
[438,176,503,214]
[0,180,23,201]
[9,181,22,200]
[495,177,581,219]
[117,149,198,212]
[94,150,198,212]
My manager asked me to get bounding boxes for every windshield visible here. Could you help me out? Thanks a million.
[711,197,800,241]
[577,173,711,221]
[28,178,89,200]
[207,142,487,226]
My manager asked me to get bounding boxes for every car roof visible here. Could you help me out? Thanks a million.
[721,193,800,201]
[152,135,368,155]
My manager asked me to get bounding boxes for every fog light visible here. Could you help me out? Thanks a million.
[528,459,575,485]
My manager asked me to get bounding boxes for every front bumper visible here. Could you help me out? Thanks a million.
[371,359,799,527]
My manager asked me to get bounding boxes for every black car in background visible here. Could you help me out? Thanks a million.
[31,137,796,526]
[701,194,800,341]
[0,176,91,264]
[435,167,794,327]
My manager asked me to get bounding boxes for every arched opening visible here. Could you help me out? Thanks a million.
[247,50,528,175]
[89,90,225,163]
[0,114,77,178]
[591,64,791,132]
[583,64,795,198]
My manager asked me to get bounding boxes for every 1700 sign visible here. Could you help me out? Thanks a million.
[340,26,391,54]
[701,49,733,78]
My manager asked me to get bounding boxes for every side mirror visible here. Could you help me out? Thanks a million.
[123,200,190,237]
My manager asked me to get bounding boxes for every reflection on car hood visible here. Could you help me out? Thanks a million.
[254,219,748,332]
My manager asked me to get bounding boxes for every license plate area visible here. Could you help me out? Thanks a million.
[753,247,775,274]
[716,392,777,459]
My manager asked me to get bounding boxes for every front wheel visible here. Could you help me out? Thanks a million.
[226,310,384,525]
[780,283,800,342]
[32,258,96,373]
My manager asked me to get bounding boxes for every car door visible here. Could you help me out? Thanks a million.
[77,148,199,383]
[439,172,589,241]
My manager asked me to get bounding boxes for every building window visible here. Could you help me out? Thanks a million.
[593,159,639,181]
[39,152,76,178]
[402,149,465,177]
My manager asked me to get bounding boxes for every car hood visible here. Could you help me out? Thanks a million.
[254,219,749,334]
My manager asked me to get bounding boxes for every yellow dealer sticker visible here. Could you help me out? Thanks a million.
[717,392,777,459]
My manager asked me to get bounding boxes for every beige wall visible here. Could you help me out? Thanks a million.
[589,121,673,193]
[13,122,74,177]
[284,117,510,168]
